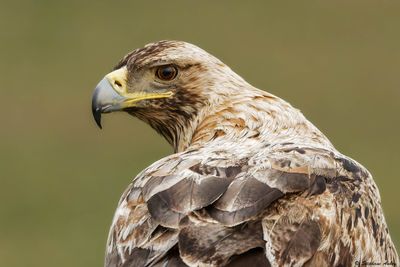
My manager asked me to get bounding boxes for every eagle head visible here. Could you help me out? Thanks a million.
[92,40,249,148]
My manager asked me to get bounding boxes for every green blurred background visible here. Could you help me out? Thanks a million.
[1,1,399,266]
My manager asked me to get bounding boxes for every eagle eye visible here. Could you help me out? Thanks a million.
[156,65,178,81]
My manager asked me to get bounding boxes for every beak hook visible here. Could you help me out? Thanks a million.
[92,106,102,129]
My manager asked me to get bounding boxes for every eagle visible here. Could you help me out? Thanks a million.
[91,40,398,267]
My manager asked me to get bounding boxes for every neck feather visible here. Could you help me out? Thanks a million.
[135,84,333,153]
[169,91,334,153]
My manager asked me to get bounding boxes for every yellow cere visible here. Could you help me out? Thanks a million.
[105,67,129,95]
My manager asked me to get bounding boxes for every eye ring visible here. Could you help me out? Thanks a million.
[156,65,178,81]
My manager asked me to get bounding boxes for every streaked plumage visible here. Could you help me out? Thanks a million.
[92,40,398,266]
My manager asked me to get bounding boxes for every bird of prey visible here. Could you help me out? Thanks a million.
[92,40,398,267]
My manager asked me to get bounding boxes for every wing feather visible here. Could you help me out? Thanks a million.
[106,144,367,266]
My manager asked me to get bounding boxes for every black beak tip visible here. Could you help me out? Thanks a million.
[92,88,103,129]
[92,106,103,129]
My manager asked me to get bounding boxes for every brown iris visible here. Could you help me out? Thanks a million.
[156,65,178,81]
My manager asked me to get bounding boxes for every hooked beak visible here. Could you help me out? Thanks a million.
[91,67,173,129]
[92,77,125,129]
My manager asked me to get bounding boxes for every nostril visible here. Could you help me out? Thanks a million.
[114,80,122,87]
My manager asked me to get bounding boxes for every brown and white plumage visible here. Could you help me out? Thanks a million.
[91,40,398,266]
